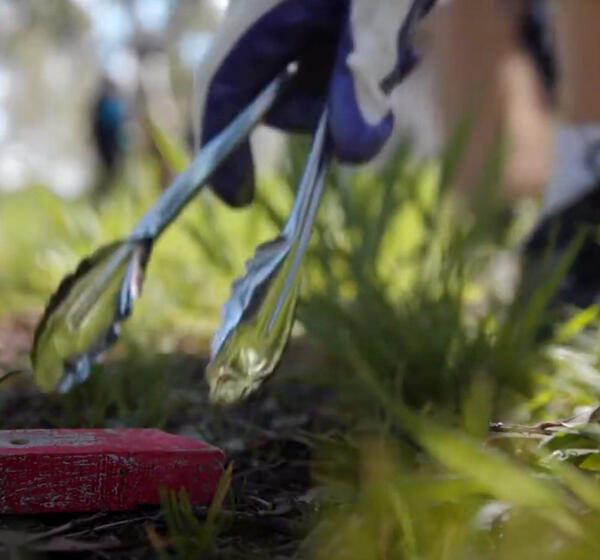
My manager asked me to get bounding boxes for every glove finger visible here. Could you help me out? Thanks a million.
[328,10,395,164]
[329,75,395,164]
[329,0,434,163]
[265,25,341,131]
[208,141,255,207]
[199,0,347,205]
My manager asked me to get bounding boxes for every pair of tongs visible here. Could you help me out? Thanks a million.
[207,112,330,404]
[31,67,295,393]
[32,0,432,397]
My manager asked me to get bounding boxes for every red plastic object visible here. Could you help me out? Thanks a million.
[0,429,225,514]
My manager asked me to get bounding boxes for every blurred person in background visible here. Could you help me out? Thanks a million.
[91,76,129,198]
[195,0,600,308]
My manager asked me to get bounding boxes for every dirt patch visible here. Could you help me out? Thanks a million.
[0,341,338,558]
[0,313,38,371]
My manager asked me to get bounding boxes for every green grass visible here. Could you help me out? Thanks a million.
[3,135,600,559]
[0,155,289,354]
[265,137,600,559]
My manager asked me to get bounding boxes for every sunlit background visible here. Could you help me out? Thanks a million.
[0,0,229,196]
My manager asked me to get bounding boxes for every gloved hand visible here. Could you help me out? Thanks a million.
[195,0,436,206]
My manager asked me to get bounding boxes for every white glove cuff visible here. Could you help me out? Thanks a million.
[542,124,600,218]
[348,0,413,125]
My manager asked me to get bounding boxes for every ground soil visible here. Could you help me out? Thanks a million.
[0,319,338,559]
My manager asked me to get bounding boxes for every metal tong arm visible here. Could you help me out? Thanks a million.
[131,68,294,241]
[270,112,330,330]
[209,111,331,358]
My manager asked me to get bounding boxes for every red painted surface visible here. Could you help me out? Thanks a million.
[0,429,225,514]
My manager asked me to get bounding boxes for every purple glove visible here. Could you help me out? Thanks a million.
[195,0,436,206]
